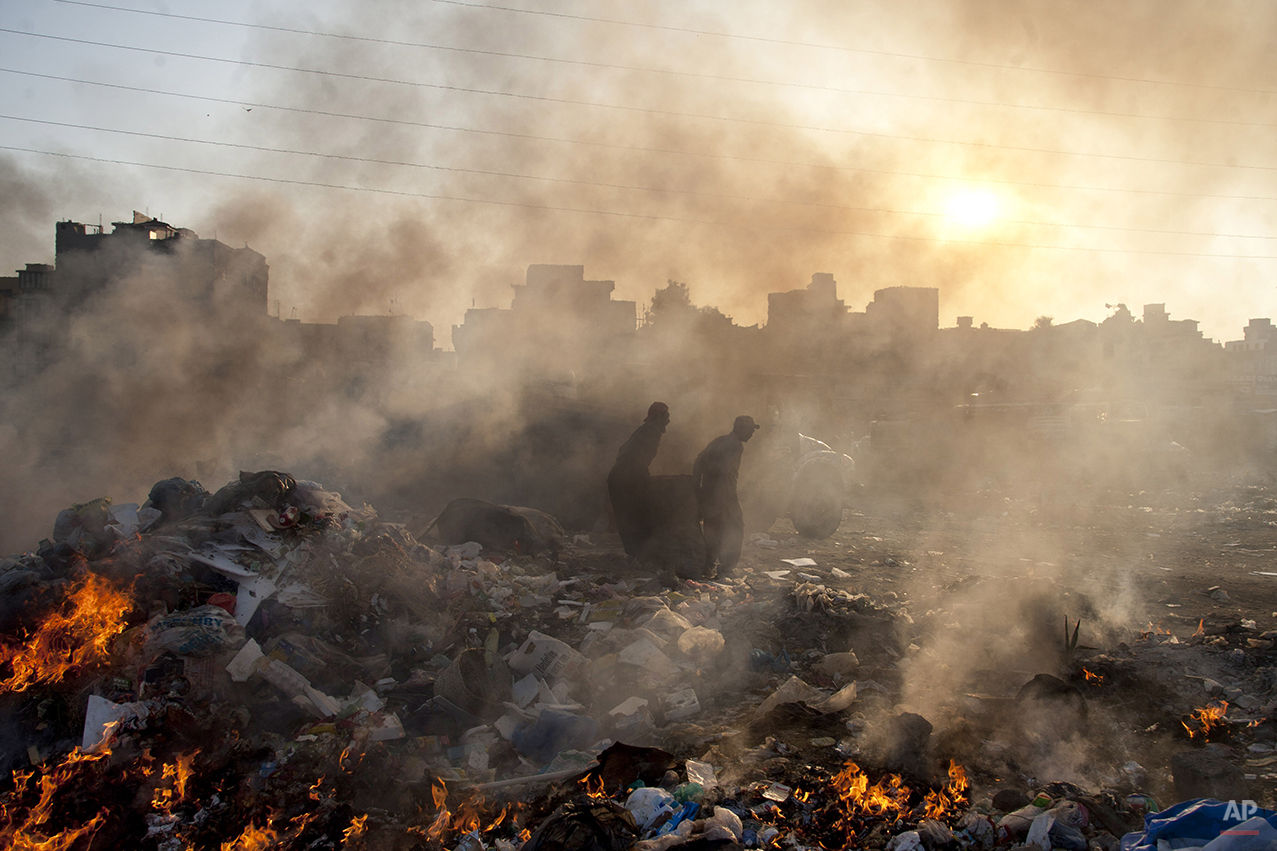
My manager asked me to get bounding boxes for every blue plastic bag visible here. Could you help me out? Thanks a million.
[1122,798,1277,851]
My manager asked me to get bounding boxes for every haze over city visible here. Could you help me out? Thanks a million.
[4,0,1277,342]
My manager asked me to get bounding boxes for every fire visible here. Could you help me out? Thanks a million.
[151,752,197,814]
[1183,701,1229,738]
[425,780,451,844]
[1193,619,1205,637]
[580,774,607,800]
[451,794,485,835]
[0,747,112,851]
[1082,669,1104,685]
[220,822,279,850]
[0,573,132,693]
[830,762,911,818]
[922,762,969,820]
[415,779,521,846]
[339,740,366,772]
[343,813,369,844]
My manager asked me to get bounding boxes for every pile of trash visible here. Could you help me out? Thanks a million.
[0,469,1272,850]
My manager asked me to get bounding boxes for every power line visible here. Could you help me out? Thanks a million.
[7,67,1277,205]
[6,144,1277,259]
[4,28,1277,173]
[429,0,1277,99]
[46,0,1277,130]
[6,112,1276,242]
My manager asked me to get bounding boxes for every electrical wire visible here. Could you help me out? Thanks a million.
[7,67,1277,206]
[428,0,1277,98]
[6,144,1277,259]
[45,0,1277,130]
[5,112,1275,242]
[4,27,1277,173]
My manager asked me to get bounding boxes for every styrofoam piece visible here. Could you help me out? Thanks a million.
[618,638,679,678]
[609,697,650,716]
[225,638,264,682]
[663,688,700,720]
[511,672,540,708]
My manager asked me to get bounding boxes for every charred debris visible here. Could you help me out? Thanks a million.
[0,469,1276,850]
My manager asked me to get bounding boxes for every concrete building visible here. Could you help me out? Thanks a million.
[452,264,636,382]
[1225,318,1277,401]
[54,213,268,317]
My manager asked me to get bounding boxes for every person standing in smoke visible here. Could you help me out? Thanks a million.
[607,402,670,560]
[693,415,760,578]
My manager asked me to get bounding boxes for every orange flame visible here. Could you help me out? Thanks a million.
[451,794,485,835]
[220,822,279,851]
[830,762,911,818]
[580,774,607,800]
[0,573,132,693]
[1082,669,1104,685]
[342,814,368,845]
[0,747,112,851]
[425,780,451,844]
[1184,701,1229,738]
[922,762,970,820]
[1192,619,1205,638]
[151,752,197,816]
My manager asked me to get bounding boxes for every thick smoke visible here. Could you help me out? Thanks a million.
[2,0,1277,555]
[177,0,1277,335]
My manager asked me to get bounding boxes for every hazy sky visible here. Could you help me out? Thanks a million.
[3,0,1277,345]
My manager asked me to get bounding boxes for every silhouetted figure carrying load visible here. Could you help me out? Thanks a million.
[693,415,759,578]
[607,402,670,559]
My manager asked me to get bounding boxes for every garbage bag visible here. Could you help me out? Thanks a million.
[142,605,246,659]
[1120,798,1277,851]
[205,470,296,515]
[522,799,638,851]
[429,498,560,555]
[625,787,677,833]
[510,710,598,765]
[51,497,113,555]
[146,478,208,522]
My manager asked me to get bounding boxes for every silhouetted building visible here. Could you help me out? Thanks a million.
[1226,318,1277,401]
[851,286,939,338]
[54,213,268,317]
[767,273,846,331]
[453,264,636,380]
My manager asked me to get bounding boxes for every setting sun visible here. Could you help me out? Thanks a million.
[945,189,1000,227]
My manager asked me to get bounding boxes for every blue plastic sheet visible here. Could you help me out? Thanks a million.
[1122,798,1277,851]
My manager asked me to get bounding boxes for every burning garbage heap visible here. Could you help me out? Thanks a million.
[1,470,1276,850]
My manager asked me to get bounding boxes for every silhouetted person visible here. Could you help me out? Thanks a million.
[693,415,759,577]
[607,402,670,559]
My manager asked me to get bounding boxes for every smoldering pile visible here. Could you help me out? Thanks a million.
[0,471,1276,850]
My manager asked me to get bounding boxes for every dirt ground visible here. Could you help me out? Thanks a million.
[788,477,1277,633]
[627,471,1277,809]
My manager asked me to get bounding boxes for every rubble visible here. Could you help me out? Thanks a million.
[2,472,1277,850]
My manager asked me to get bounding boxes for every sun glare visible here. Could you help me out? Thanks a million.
[945,190,1000,227]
